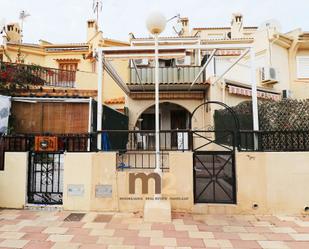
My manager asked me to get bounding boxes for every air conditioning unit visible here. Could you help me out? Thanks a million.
[282,89,292,99]
[260,67,278,84]
[132,58,149,66]
[176,56,191,66]
[35,136,58,152]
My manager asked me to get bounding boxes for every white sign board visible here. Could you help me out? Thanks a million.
[177,132,188,150]
[0,95,11,134]
[67,185,85,196]
[95,185,112,198]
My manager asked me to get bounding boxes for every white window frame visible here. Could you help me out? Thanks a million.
[296,56,309,79]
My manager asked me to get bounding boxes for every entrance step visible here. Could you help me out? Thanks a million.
[24,204,63,212]
[192,204,237,215]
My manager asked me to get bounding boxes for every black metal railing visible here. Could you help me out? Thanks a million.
[192,130,236,152]
[0,61,76,88]
[117,152,169,171]
[2,130,309,156]
[0,133,95,153]
[99,129,191,152]
[239,130,309,152]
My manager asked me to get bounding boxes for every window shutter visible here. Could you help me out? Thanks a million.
[296,56,309,78]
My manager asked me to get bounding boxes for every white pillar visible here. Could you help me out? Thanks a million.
[154,33,161,178]
[97,49,103,150]
[250,47,259,149]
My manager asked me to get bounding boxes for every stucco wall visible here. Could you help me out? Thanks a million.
[1,151,308,215]
[236,152,309,215]
[0,152,28,209]
[61,151,309,215]
[62,151,193,212]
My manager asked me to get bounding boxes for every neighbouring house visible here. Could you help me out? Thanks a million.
[113,14,309,138]
[0,20,130,134]
[192,13,309,101]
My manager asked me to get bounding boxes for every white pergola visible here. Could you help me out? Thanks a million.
[96,42,260,165]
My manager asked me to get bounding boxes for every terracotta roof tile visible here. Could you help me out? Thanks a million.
[104,96,125,104]
[0,88,97,98]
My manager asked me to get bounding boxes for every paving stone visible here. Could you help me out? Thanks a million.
[47,234,73,242]
[0,239,29,248]
[150,237,177,247]
[290,233,309,241]
[258,240,290,249]
[43,227,68,234]
[0,232,25,240]
[0,209,308,249]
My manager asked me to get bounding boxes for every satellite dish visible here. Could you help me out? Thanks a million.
[259,19,282,32]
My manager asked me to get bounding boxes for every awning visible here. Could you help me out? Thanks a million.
[228,85,281,101]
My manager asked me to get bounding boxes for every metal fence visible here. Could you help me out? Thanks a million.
[99,130,191,152]
[117,152,169,171]
[2,130,309,155]
[0,133,95,153]
[239,130,309,152]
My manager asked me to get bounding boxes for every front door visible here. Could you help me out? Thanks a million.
[171,110,187,147]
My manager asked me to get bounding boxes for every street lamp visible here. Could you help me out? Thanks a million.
[146,12,166,180]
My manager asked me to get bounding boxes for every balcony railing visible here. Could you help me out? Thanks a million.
[0,62,76,88]
[129,66,206,84]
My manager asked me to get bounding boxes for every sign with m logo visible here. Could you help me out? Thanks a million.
[129,173,161,194]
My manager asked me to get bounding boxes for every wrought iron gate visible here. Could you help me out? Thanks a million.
[193,130,236,204]
[191,101,239,204]
[27,152,64,205]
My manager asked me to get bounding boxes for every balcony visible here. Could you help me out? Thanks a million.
[129,66,207,88]
[0,62,76,89]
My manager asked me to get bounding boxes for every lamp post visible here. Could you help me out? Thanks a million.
[250,47,259,149]
[146,12,166,181]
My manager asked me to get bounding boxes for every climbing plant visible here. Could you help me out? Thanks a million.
[216,99,309,131]
[0,62,45,93]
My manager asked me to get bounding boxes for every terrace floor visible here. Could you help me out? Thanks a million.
[0,209,309,249]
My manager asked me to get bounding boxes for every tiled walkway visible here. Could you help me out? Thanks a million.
[0,209,309,249]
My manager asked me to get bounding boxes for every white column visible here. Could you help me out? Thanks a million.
[154,33,161,178]
[97,49,103,150]
[250,47,259,149]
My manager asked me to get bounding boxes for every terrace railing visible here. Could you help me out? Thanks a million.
[117,152,169,171]
[2,130,309,159]
[0,61,76,88]
[129,66,206,84]
[0,133,95,153]
[99,130,191,152]
[238,130,309,152]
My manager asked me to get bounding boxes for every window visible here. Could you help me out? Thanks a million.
[296,56,309,79]
[59,63,78,72]
[58,62,78,82]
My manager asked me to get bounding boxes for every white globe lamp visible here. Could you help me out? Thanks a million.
[146,12,166,35]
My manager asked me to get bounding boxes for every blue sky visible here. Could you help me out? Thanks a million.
[1,0,309,44]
